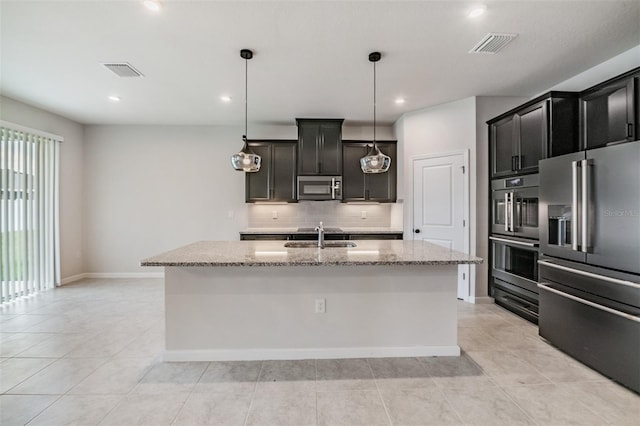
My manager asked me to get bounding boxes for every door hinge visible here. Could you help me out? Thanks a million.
[463,219,466,227]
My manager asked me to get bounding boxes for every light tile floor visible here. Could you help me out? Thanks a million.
[1,278,638,426]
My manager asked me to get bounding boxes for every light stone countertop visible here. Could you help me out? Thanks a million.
[240,227,404,234]
[140,240,482,267]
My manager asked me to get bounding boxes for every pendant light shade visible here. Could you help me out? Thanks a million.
[360,51,391,174]
[231,49,261,172]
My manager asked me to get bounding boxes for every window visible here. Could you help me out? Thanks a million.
[1,121,61,303]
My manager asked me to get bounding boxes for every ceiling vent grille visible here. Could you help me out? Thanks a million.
[101,62,144,77]
[469,33,518,54]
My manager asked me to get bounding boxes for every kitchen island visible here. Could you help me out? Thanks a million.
[141,240,481,361]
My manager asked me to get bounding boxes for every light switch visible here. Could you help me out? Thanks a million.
[361,211,367,219]
[272,210,278,219]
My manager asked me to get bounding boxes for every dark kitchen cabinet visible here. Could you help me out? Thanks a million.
[342,141,397,202]
[581,68,639,150]
[245,140,297,202]
[489,92,579,178]
[296,118,343,175]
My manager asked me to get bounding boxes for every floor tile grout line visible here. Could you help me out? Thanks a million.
[494,383,543,426]
[166,359,212,425]
[242,360,264,426]
[22,393,65,426]
[366,358,394,426]
[436,382,470,426]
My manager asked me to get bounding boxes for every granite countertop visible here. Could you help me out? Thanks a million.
[240,227,404,234]
[140,240,482,267]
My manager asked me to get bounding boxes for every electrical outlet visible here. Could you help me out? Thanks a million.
[361,211,367,219]
[272,210,278,219]
[315,298,326,313]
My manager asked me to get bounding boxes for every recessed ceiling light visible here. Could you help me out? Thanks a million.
[468,5,487,18]
[108,95,121,102]
[220,95,232,102]
[394,98,406,105]
[143,0,162,13]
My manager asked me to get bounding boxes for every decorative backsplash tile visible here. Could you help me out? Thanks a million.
[248,202,393,228]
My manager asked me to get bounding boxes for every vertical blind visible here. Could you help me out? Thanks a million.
[1,121,61,303]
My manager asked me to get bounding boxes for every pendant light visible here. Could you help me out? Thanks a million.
[360,51,391,174]
[231,49,261,172]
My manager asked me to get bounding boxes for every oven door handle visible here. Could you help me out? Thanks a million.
[537,260,640,289]
[489,236,538,247]
[538,283,640,323]
[504,192,510,232]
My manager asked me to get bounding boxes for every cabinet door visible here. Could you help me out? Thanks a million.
[245,141,296,203]
[298,123,320,174]
[516,100,547,173]
[245,144,271,202]
[271,143,297,201]
[366,142,397,202]
[319,123,342,175]
[491,116,516,178]
[342,143,368,201]
[583,77,636,150]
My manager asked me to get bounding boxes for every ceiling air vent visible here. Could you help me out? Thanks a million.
[101,62,144,77]
[469,33,518,54]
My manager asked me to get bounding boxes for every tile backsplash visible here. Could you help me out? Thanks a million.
[248,202,395,228]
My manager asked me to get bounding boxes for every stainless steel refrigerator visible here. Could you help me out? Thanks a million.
[538,140,640,392]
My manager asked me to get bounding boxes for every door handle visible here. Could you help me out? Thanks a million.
[571,160,580,251]
[538,283,640,323]
[581,159,591,253]
[414,229,421,234]
[504,193,510,232]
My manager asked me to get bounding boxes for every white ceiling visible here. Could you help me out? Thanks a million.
[1,0,639,127]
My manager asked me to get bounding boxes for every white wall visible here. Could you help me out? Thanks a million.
[0,95,85,281]
[83,123,394,273]
[395,96,528,301]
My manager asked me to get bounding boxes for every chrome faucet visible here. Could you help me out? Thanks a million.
[315,221,325,249]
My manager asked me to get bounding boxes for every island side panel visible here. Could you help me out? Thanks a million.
[164,264,459,361]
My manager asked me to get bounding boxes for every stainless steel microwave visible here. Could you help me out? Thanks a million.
[297,176,342,201]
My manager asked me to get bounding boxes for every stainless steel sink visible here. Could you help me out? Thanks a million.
[284,241,357,248]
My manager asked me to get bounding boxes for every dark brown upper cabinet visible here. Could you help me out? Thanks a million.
[245,140,297,203]
[342,141,397,202]
[296,118,343,175]
[581,68,639,150]
[488,92,579,179]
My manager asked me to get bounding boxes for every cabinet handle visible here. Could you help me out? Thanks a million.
[365,189,370,200]
[628,123,634,139]
[511,156,517,171]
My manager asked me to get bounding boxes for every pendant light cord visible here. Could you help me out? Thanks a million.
[244,56,248,142]
[373,58,377,147]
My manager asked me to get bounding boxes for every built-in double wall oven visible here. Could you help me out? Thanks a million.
[490,174,540,323]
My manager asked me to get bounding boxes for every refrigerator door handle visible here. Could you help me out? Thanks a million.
[581,159,592,253]
[571,160,580,251]
[538,283,640,323]
[537,260,640,288]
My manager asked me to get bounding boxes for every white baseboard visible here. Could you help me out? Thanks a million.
[162,345,461,362]
[61,273,87,285]
[470,296,494,304]
[60,272,163,284]
[85,272,164,279]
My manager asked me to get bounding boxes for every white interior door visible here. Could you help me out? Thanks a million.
[413,152,469,300]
